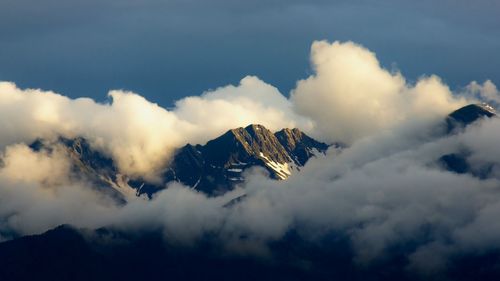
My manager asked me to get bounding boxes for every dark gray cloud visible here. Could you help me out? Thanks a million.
[1,0,499,106]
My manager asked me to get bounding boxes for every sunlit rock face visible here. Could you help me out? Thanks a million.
[162,124,329,196]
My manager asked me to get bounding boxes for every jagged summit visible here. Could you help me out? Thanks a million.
[203,124,293,167]
[275,128,329,166]
[163,124,329,195]
[24,103,497,200]
[27,125,330,198]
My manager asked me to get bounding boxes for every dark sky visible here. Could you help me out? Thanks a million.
[1,0,499,107]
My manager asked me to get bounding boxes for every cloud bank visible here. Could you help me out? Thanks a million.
[1,40,500,275]
[0,76,308,179]
[463,80,500,106]
[0,40,474,178]
[291,41,467,143]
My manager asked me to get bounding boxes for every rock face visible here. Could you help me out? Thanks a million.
[162,124,329,196]
[275,128,329,166]
[28,125,330,198]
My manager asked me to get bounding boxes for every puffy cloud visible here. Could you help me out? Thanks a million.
[0,144,70,185]
[3,115,500,274]
[204,118,500,271]
[173,75,313,144]
[0,41,474,177]
[0,76,309,179]
[0,82,191,179]
[0,143,119,237]
[2,40,500,276]
[291,41,467,144]
[463,80,500,106]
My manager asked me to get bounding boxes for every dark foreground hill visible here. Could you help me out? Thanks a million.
[1,225,500,281]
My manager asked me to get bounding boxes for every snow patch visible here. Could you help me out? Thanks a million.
[227,168,243,172]
[480,103,496,114]
[259,152,293,180]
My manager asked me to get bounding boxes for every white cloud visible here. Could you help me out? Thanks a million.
[0,41,473,177]
[464,80,500,106]
[291,40,467,144]
[2,40,500,276]
[0,143,119,236]
[173,75,313,144]
[0,76,310,179]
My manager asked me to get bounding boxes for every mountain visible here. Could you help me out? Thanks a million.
[445,103,496,134]
[160,124,329,195]
[0,225,358,281]
[26,104,497,199]
[30,137,137,202]
[4,105,500,281]
[2,224,500,281]
[440,103,497,176]
[29,125,330,198]
[275,128,330,166]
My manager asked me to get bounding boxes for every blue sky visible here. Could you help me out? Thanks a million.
[1,0,499,107]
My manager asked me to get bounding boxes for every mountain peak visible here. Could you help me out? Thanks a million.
[275,128,305,150]
[244,123,267,131]
[28,124,330,198]
[446,103,497,133]
[163,124,330,195]
[275,127,329,166]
